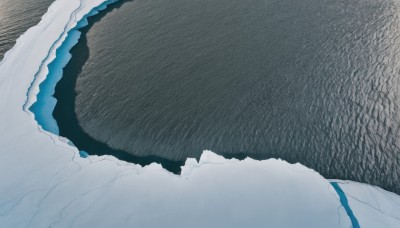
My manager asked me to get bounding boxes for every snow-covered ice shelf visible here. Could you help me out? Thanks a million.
[0,0,399,227]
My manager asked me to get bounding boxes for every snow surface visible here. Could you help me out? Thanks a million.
[0,0,398,227]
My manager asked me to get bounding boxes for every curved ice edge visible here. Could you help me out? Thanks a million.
[28,0,119,135]
[24,0,118,116]
[0,0,398,226]
[0,0,63,64]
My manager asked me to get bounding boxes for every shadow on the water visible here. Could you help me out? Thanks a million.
[54,0,185,173]
[54,0,289,173]
[50,0,313,175]
[50,0,400,196]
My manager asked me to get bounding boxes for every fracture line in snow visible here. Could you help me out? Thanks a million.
[331,182,361,228]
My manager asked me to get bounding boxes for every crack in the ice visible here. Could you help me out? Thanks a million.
[0,189,46,218]
[336,204,344,228]
[378,187,400,208]
[346,193,400,221]
[24,161,86,227]
[48,168,133,227]
[0,157,77,219]
[331,182,360,228]
[67,169,136,227]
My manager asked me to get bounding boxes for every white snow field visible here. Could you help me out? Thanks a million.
[0,0,398,227]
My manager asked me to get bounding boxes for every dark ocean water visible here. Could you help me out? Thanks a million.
[0,0,54,60]
[53,0,400,194]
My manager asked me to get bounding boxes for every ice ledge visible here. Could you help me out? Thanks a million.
[0,0,399,226]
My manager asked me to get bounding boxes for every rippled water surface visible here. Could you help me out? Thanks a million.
[55,0,400,193]
[0,0,54,59]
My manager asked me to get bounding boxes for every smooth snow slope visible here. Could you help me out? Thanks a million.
[0,0,398,227]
